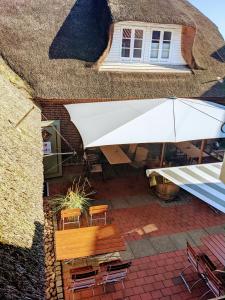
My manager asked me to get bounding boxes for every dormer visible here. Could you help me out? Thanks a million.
[99,21,190,73]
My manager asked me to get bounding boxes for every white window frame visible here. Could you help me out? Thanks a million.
[120,27,145,62]
[150,28,173,63]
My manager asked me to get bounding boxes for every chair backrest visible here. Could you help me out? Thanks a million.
[205,266,223,297]
[84,152,99,164]
[199,254,216,272]
[61,208,81,219]
[128,144,138,157]
[107,261,132,272]
[72,270,98,280]
[71,270,98,291]
[134,147,149,162]
[103,262,132,284]
[89,205,108,215]
[186,241,199,270]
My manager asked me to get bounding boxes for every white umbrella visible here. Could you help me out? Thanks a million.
[65,98,225,148]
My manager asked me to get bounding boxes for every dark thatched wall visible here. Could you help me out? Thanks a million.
[0,0,224,100]
[0,58,44,299]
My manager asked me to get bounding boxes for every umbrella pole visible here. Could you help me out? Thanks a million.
[160,143,166,167]
[198,140,206,164]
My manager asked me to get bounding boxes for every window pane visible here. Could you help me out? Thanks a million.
[122,39,131,47]
[135,30,143,39]
[151,42,160,50]
[152,31,160,40]
[163,31,172,41]
[162,42,170,50]
[133,49,142,58]
[150,50,159,58]
[134,39,143,48]
[161,50,169,59]
[162,40,171,58]
[121,48,130,57]
[123,29,131,38]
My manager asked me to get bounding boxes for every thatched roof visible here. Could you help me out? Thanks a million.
[108,0,195,26]
[0,0,224,100]
[0,58,44,299]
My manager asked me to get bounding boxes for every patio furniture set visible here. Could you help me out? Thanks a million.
[180,234,225,299]
[85,141,210,170]
[83,141,218,182]
[55,205,131,299]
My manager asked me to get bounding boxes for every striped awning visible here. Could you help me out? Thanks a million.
[146,163,225,213]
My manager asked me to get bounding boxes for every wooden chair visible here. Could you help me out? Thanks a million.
[89,205,108,226]
[101,261,132,292]
[130,146,149,168]
[199,266,224,299]
[180,242,217,293]
[68,270,98,298]
[84,152,104,180]
[61,208,81,230]
[127,144,138,159]
[180,242,206,293]
[134,147,149,162]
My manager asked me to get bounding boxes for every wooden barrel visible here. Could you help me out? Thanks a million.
[155,183,180,201]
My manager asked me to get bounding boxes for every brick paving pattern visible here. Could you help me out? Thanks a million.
[49,173,225,300]
[72,247,220,300]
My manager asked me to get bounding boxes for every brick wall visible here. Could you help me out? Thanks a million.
[41,103,82,152]
[181,25,196,69]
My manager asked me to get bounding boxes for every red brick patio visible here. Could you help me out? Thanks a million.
[69,246,219,300]
[92,175,225,242]
[49,171,225,300]
[110,199,225,242]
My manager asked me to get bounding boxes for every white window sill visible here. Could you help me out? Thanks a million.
[99,63,191,73]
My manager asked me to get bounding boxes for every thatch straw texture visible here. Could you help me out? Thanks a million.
[108,0,195,26]
[0,58,44,299]
[0,0,224,100]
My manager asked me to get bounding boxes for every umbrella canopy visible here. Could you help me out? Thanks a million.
[65,98,225,148]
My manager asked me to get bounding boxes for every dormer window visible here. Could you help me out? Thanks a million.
[150,30,172,60]
[100,22,189,73]
[121,28,143,60]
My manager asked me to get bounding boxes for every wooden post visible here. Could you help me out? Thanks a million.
[15,106,35,128]
[160,143,166,167]
[198,140,206,164]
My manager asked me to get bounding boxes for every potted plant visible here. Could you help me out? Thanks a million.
[50,177,93,214]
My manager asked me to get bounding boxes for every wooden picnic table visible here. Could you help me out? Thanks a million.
[202,234,225,266]
[100,145,131,165]
[55,225,126,261]
[175,141,208,159]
